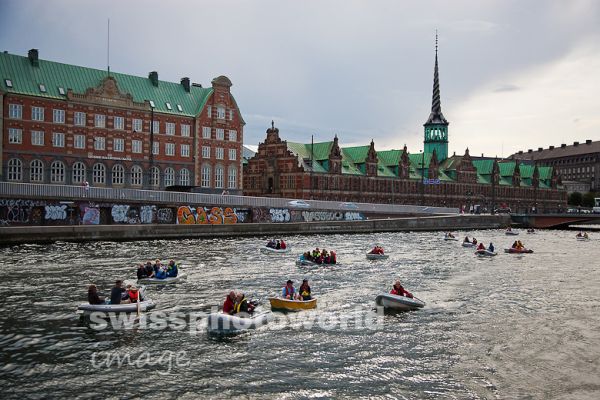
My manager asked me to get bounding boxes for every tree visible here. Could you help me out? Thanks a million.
[582,192,595,208]
[568,192,582,206]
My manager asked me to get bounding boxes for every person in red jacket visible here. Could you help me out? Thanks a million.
[222,291,236,315]
[390,280,413,298]
[477,242,485,251]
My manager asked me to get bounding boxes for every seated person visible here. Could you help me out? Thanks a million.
[280,240,287,250]
[110,280,129,304]
[166,260,178,277]
[488,242,495,252]
[584,233,589,239]
[472,238,477,245]
[266,239,276,248]
[464,236,470,243]
[233,292,253,315]
[390,280,413,298]
[155,267,167,279]
[299,279,311,301]
[144,261,155,278]
[330,251,337,264]
[477,243,485,250]
[512,241,518,249]
[153,259,162,274]
[222,291,236,315]
[136,264,148,279]
[127,285,140,303]
[282,280,297,299]
[88,284,105,305]
[275,240,281,249]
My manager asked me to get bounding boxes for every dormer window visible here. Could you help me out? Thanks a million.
[58,87,65,95]
[176,104,183,112]
[5,79,13,88]
[39,84,47,93]
[165,102,172,110]
[149,100,156,108]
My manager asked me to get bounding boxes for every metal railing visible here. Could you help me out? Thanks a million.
[0,182,458,214]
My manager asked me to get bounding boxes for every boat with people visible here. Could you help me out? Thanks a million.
[461,237,478,247]
[296,247,337,266]
[138,274,186,285]
[77,285,155,313]
[475,249,497,257]
[375,294,425,311]
[206,312,272,335]
[505,228,519,235]
[504,248,533,254]
[443,233,458,241]
[526,228,536,234]
[366,245,388,260]
[260,239,290,253]
[576,232,590,241]
[269,297,317,311]
[136,259,182,284]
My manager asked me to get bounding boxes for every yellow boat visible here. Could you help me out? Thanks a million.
[268,297,317,311]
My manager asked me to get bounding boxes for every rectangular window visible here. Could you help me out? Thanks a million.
[165,102,172,110]
[8,128,22,144]
[229,130,237,141]
[215,167,224,188]
[9,104,22,119]
[74,112,86,126]
[180,144,190,157]
[114,138,124,152]
[153,121,160,134]
[94,136,106,150]
[132,139,142,154]
[181,124,191,137]
[52,132,65,147]
[95,114,106,128]
[202,126,211,139]
[165,143,175,156]
[114,116,124,130]
[166,122,175,135]
[207,105,212,118]
[74,134,86,149]
[229,148,236,160]
[216,147,224,159]
[201,166,210,187]
[216,128,225,140]
[216,106,225,119]
[53,109,65,123]
[153,141,159,155]
[229,109,233,120]
[31,130,44,146]
[133,118,143,132]
[202,146,210,158]
[31,106,44,121]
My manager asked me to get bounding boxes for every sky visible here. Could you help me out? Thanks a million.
[1,0,599,158]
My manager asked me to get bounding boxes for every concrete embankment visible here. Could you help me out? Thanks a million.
[0,215,510,245]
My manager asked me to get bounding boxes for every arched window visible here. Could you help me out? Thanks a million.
[7,158,22,181]
[179,168,190,186]
[201,164,211,187]
[50,160,66,183]
[131,165,143,186]
[30,159,44,182]
[72,162,86,184]
[215,165,224,188]
[149,167,160,187]
[112,164,124,185]
[93,163,106,185]
[228,165,237,189]
[164,167,175,187]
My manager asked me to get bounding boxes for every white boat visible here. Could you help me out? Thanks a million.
[138,273,186,285]
[206,312,272,335]
[260,246,291,254]
[443,235,458,241]
[576,236,590,241]
[475,249,497,257]
[77,289,155,313]
[375,293,425,311]
[366,253,389,260]
[295,257,337,266]
[462,242,476,248]
[505,230,519,236]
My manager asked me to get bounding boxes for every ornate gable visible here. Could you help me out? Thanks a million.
[512,160,521,187]
[456,148,477,183]
[532,164,540,188]
[399,145,410,179]
[365,139,378,176]
[329,135,342,174]
[67,76,147,109]
[428,149,439,179]
[492,160,500,185]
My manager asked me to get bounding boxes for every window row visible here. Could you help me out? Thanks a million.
[206,105,235,121]
[201,127,238,141]
[201,146,237,160]
[200,165,238,189]
[7,104,191,136]
[5,159,192,187]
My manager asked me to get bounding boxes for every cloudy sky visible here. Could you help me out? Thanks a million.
[1,0,599,157]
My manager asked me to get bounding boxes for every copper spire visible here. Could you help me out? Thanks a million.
[425,31,448,125]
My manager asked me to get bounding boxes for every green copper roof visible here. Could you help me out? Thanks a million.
[472,159,495,175]
[538,166,553,180]
[342,146,370,164]
[0,51,213,116]
[377,149,403,167]
[498,162,516,177]
[519,164,534,179]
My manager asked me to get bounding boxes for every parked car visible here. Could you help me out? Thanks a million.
[287,200,311,208]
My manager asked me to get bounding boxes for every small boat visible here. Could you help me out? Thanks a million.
[366,253,389,260]
[576,236,590,241]
[206,312,272,335]
[462,242,476,248]
[526,229,536,234]
[260,246,291,254]
[505,230,519,236]
[375,293,425,311]
[138,273,186,285]
[295,256,337,266]
[443,235,458,241]
[504,248,533,254]
[475,249,497,257]
[268,297,317,312]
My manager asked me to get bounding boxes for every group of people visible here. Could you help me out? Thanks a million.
[266,239,287,250]
[222,291,256,315]
[464,236,478,245]
[390,280,413,298]
[88,280,144,305]
[368,246,385,255]
[476,242,495,252]
[136,259,178,280]
[301,248,337,264]
[511,240,526,250]
[445,232,456,239]
[281,279,312,301]
[576,232,589,239]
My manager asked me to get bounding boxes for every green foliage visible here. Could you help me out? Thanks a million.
[568,192,582,206]
[582,192,595,208]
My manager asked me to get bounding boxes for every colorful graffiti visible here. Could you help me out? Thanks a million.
[177,206,241,225]
[0,199,45,225]
[269,208,291,223]
[301,210,364,222]
[82,207,100,225]
[45,205,67,220]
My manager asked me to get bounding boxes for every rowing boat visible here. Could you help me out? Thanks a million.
[375,293,425,311]
[268,297,317,311]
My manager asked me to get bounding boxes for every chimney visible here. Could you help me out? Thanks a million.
[518,150,523,154]
[181,77,190,92]
[28,49,39,67]
[574,141,579,146]
[148,71,158,87]
[528,149,532,153]
[538,147,543,151]
[549,146,554,150]
[586,139,592,145]
[561,143,566,148]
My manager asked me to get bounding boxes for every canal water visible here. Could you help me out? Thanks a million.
[1,229,599,399]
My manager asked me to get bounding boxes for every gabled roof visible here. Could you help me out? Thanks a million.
[538,166,553,180]
[472,159,495,175]
[342,145,370,164]
[519,164,534,179]
[0,51,213,116]
[377,149,403,167]
[498,162,516,177]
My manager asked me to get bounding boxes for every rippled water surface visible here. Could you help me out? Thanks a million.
[1,230,600,399]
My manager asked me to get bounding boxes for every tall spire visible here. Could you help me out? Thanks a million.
[425,30,448,125]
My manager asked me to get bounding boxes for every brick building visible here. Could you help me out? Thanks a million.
[0,49,244,193]
[243,44,566,213]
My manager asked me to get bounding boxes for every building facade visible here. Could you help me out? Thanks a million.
[243,44,566,213]
[1,49,244,193]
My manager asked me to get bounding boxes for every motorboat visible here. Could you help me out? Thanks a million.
[375,293,425,311]
[138,273,186,285]
[505,230,519,236]
[77,287,155,313]
[260,246,291,254]
[366,253,389,260]
[462,242,476,248]
[206,312,272,335]
[475,249,497,257]
[504,248,533,254]
[268,297,317,312]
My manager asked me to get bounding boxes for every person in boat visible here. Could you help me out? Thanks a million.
[472,238,477,245]
[312,248,321,260]
[282,280,297,299]
[390,280,413,298]
[144,261,155,278]
[153,259,163,274]
[528,228,535,233]
[166,260,178,277]
[155,265,167,279]
[584,232,589,239]
[576,232,582,237]
[126,285,140,303]
[266,239,276,248]
[275,240,281,250]
[136,264,148,279]
[233,292,252,315]
[222,291,236,315]
[488,242,495,252]
[516,241,524,250]
[88,284,105,305]
[477,242,485,251]
[447,232,455,238]
[464,236,470,243]
[330,250,337,264]
[110,280,130,305]
[507,226,512,232]
[322,249,329,264]
[299,279,311,300]
[512,241,518,249]
[280,240,287,250]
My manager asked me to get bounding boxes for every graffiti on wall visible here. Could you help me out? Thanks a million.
[269,208,291,223]
[82,207,100,225]
[0,199,46,225]
[156,208,174,224]
[177,206,242,224]
[45,205,68,220]
[140,205,156,224]
[301,210,364,222]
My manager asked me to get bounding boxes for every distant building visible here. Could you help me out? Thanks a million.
[0,49,245,193]
[243,42,566,212]
[510,140,599,193]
